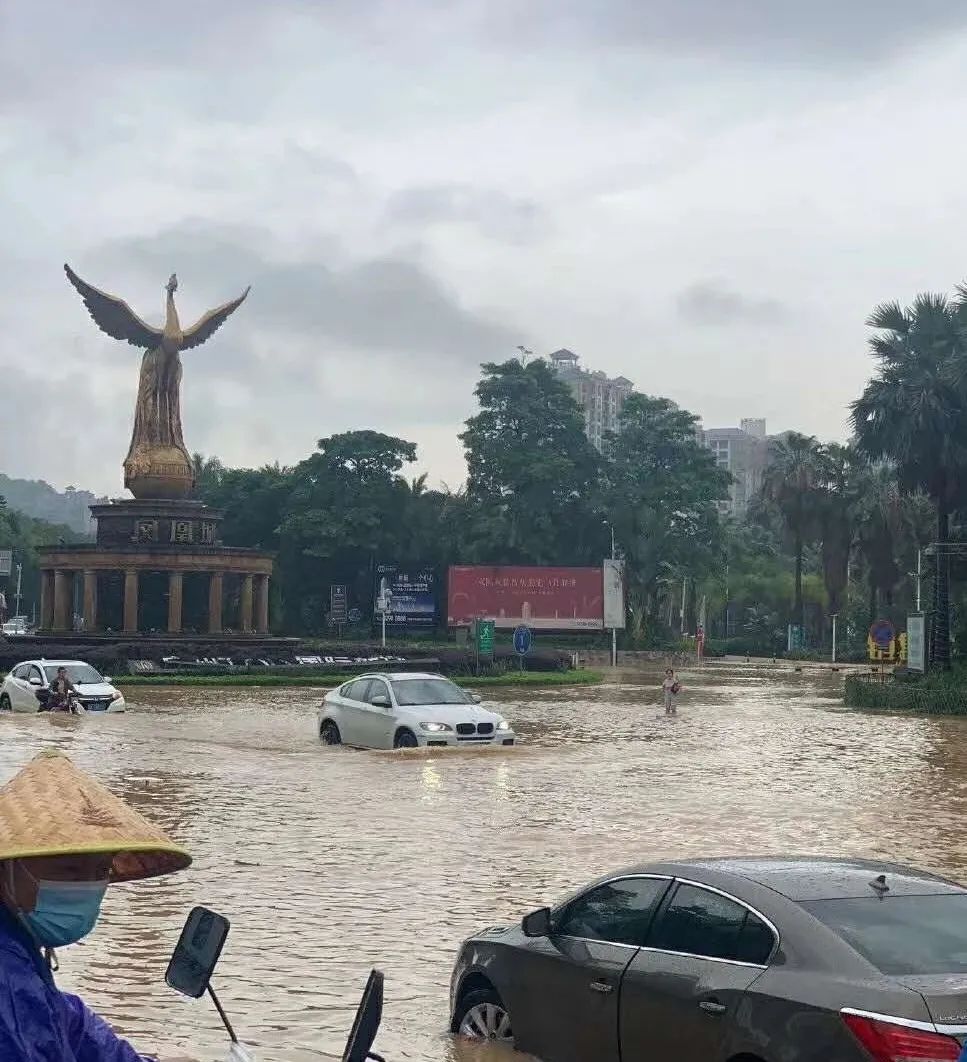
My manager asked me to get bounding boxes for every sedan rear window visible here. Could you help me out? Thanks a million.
[801,895,967,974]
[390,678,471,706]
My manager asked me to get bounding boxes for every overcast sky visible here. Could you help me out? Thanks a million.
[3,1,967,496]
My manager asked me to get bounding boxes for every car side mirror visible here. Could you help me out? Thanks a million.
[370,695,390,709]
[470,693,482,703]
[522,907,552,938]
[102,676,112,684]
[28,676,42,686]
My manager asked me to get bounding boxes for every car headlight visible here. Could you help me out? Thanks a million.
[420,721,453,732]
[496,718,512,731]
[110,692,123,701]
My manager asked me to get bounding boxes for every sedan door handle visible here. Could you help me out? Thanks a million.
[699,999,726,1015]
[589,980,614,994]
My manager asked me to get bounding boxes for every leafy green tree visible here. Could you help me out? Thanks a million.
[851,293,967,667]
[279,431,419,630]
[760,432,826,628]
[603,395,730,640]
[460,359,602,565]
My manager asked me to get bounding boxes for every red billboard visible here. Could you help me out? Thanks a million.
[448,566,604,631]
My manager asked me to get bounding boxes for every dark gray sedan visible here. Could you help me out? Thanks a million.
[449,856,967,1061]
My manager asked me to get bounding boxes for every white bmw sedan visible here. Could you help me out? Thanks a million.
[318,672,517,750]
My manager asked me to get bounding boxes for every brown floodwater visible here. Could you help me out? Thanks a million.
[2,661,967,1061]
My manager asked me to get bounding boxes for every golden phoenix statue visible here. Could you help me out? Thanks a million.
[64,265,249,499]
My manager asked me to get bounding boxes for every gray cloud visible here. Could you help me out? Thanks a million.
[479,0,967,62]
[386,185,549,244]
[676,281,789,327]
[84,220,521,363]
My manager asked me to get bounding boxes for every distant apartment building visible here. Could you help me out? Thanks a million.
[548,349,634,451]
[702,418,771,518]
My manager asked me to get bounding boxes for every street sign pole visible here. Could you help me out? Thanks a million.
[513,625,532,672]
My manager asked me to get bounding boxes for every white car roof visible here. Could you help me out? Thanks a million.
[17,659,94,669]
[350,672,449,682]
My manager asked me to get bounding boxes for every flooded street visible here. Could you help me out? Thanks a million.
[3,661,967,1061]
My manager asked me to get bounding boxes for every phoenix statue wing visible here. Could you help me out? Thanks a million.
[63,264,163,349]
[181,287,251,350]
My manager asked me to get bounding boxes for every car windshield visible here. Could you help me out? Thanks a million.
[391,678,471,706]
[801,894,967,974]
[43,664,104,685]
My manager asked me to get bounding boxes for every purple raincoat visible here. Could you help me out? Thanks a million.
[0,907,153,1062]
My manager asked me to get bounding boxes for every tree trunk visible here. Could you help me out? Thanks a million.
[794,533,804,628]
[932,499,951,669]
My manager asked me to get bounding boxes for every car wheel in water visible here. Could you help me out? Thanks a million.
[393,728,419,749]
[456,988,514,1046]
[319,720,341,745]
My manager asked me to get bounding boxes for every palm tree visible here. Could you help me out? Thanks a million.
[816,443,859,619]
[760,432,825,630]
[851,293,967,668]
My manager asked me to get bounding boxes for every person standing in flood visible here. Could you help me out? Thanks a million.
[662,668,681,715]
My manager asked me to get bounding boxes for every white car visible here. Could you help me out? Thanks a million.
[318,672,517,750]
[0,659,126,714]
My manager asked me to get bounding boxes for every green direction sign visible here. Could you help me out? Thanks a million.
[476,619,496,656]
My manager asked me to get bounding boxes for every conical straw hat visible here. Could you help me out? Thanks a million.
[0,750,191,882]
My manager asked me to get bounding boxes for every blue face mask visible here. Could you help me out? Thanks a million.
[22,878,109,948]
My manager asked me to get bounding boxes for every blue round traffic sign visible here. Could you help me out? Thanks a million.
[870,619,895,648]
[513,625,532,655]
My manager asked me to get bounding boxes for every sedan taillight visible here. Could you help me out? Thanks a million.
[842,1012,961,1061]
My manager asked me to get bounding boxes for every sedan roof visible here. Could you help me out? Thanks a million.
[658,856,966,901]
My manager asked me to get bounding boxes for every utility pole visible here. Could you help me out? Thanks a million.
[602,520,618,668]
[916,548,922,612]
[831,613,838,665]
[13,564,22,620]
[680,577,687,636]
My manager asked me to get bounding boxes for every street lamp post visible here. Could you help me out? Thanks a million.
[831,613,838,665]
[605,521,617,669]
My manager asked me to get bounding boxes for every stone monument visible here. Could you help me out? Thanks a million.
[35,268,272,636]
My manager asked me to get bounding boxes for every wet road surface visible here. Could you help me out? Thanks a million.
[2,661,966,1060]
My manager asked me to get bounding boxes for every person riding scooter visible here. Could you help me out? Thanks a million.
[47,666,79,713]
[0,749,194,1060]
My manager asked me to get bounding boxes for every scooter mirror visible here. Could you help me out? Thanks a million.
[342,969,385,1062]
[165,906,230,999]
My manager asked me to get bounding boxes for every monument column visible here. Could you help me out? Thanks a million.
[240,574,254,633]
[52,570,69,632]
[82,570,97,632]
[39,570,54,630]
[255,575,270,634]
[208,572,223,634]
[167,571,184,634]
[123,569,139,633]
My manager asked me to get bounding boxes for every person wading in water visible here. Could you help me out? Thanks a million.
[662,668,681,716]
[0,748,194,1060]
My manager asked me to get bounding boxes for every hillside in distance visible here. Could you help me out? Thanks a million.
[0,474,105,535]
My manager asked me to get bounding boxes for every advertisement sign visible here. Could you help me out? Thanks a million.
[374,565,437,628]
[330,585,348,624]
[0,551,11,577]
[448,565,604,631]
[907,614,926,672]
[603,559,626,630]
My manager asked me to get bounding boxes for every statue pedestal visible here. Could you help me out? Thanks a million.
[124,446,193,500]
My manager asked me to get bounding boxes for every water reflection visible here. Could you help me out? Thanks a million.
[0,662,965,1060]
